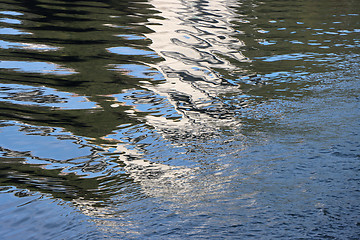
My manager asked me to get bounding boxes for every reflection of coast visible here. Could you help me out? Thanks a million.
[0,0,250,231]
[0,119,198,219]
[0,0,199,208]
[1,0,359,238]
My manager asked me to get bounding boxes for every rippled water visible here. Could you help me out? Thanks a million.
[0,0,359,239]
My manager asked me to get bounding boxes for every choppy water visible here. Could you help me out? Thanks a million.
[0,0,359,239]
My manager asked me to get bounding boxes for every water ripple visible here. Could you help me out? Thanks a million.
[0,40,60,51]
[0,0,359,239]
[0,60,77,75]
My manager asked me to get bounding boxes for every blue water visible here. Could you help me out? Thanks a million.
[0,0,359,239]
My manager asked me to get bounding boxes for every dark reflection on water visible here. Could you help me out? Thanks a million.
[0,0,359,239]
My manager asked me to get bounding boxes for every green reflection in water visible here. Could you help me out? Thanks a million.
[0,0,359,238]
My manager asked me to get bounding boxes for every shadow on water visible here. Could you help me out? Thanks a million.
[0,0,359,238]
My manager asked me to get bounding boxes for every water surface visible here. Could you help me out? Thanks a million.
[0,0,359,239]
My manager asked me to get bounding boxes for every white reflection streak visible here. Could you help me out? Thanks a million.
[112,0,246,195]
[75,0,249,222]
[103,0,247,200]
[115,144,194,197]
[71,140,196,231]
[140,0,246,132]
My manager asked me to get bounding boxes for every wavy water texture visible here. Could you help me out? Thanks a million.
[0,0,359,239]
[139,0,247,132]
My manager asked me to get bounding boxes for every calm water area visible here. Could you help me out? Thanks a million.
[0,0,359,239]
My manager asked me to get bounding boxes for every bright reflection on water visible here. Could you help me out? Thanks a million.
[0,0,359,239]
